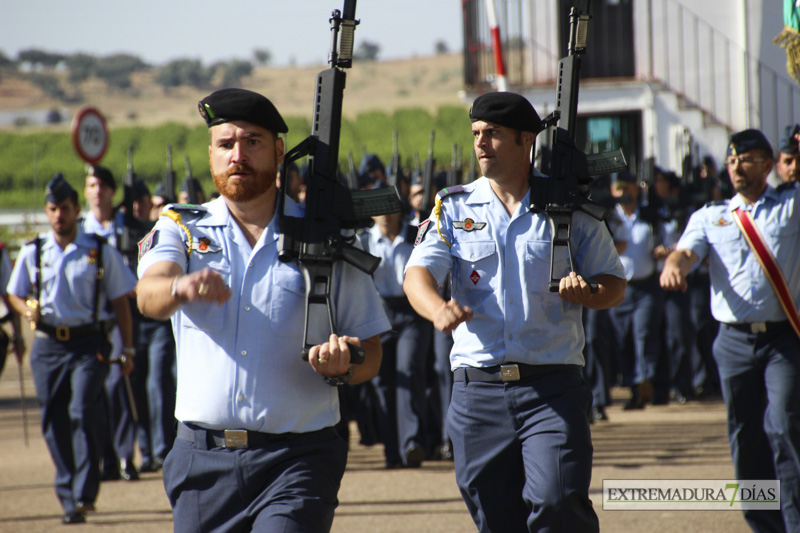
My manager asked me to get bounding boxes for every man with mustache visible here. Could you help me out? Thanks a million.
[136,88,390,532]
[776,124,800,184]
[7,174,136,524]
[661,129,800,532]
[404,91,626,532]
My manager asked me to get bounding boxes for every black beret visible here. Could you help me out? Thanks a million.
[778,124,800,154]
[198,88,288,134]
[45,173,78,204]
[469,92,543,134]
[612,170,636,185]
[359,153,385,174]
[727,129,773,157]
[87,164,116,190]
[180,177,204,196]
[133,178,150,199]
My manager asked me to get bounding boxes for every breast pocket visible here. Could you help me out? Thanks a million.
[451,240,497,309]
[268,263,307,338]
[524,240,571,293]
[181,257,231,334]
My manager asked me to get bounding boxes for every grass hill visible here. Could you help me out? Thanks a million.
[0,53,467,129]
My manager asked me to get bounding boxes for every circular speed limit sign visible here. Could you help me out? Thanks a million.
[71,107,108,164]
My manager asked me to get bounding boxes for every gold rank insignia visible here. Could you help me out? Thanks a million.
[193,236,222,254]
[452,218,487,232]
[88,248,99,264]
[729,143,737,156]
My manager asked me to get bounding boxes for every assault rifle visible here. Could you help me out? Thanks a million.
[278,0,402,363]
[118,146,153,268]
[531,0,626,292]
[388,130,400,188]
[446,143,461,188]
[163,145,177,203]
[184,156,199,204]
[419,130,436,221]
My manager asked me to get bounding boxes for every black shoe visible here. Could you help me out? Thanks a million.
[138,458,163,473]
[75,501,95,513]
[404,445,425,468]
[438,442,454,461]
[120,458,139,481]
[63,511,86,524]
[623,396,645,410]
[101,466,121,481]
[591,405,609,421]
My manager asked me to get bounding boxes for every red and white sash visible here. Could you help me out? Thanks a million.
[732,207,800,339]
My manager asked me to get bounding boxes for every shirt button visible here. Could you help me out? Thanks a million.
[249,262,254,268]
[238,394,244,402]
[244,305,251,311]
[508,298,513,304]
[241,350,247,356]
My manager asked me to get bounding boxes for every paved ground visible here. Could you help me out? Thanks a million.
[0,349,754,533]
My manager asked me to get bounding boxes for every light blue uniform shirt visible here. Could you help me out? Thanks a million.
[137,196,391,433]
[405,177,625,369]
[82,210,125,248]
[7,228,136,326]
[677,184,800,324]
[614,204,671,281]
[364,223,413,298]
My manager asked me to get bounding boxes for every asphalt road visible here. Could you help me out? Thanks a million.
[0,351,753,533]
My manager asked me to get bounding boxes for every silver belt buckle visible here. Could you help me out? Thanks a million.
[750,322,767,334]
[223,429,248,449]
[501,364,521,382]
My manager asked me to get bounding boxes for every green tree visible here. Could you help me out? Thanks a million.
[253,49,272,66]
[219,60,253,88]
[95,53,148,91]
[18,48,65,70]
[155,58,212,90]
[65,53,95,84]
[354,41,380,61]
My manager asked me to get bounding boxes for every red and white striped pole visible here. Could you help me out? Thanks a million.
[485,0,508,91]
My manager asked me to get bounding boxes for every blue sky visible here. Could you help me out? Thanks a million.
[1,1,463,67]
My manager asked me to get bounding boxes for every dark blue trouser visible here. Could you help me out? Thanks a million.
[714,324,800,533]
[432,329,454,444]
[164,425,347,533]
[138,319,176,461]
[688,275,720,395]
[30,334,108,513]
[661,290,695,399]
[609,276,664,388]
[372,303,432,465]
[448,367,599,533]
[583,308,614,408]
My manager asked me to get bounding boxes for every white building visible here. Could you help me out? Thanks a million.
[462,0,798,183]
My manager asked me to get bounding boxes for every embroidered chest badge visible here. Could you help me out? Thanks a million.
[712,217,732,227]
[470,270,481,285]
[193,236,222,254]
[453,218,487,232]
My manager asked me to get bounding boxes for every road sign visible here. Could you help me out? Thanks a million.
[71,107,108,164]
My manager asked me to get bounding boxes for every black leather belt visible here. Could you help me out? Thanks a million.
[724,320,790,335]
[177,422,325,450]
[36,322,108,342]
[453,363,578,383]
[382,295,411,310]
[627,274,657,289]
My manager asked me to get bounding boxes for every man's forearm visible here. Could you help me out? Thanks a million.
[136,262,185,320]
[403,266,445,322]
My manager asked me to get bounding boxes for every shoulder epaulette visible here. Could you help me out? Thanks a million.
[704,199,728,208]
[435,185,467,202]
[165,203,208,214]
[777,181,798,193]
